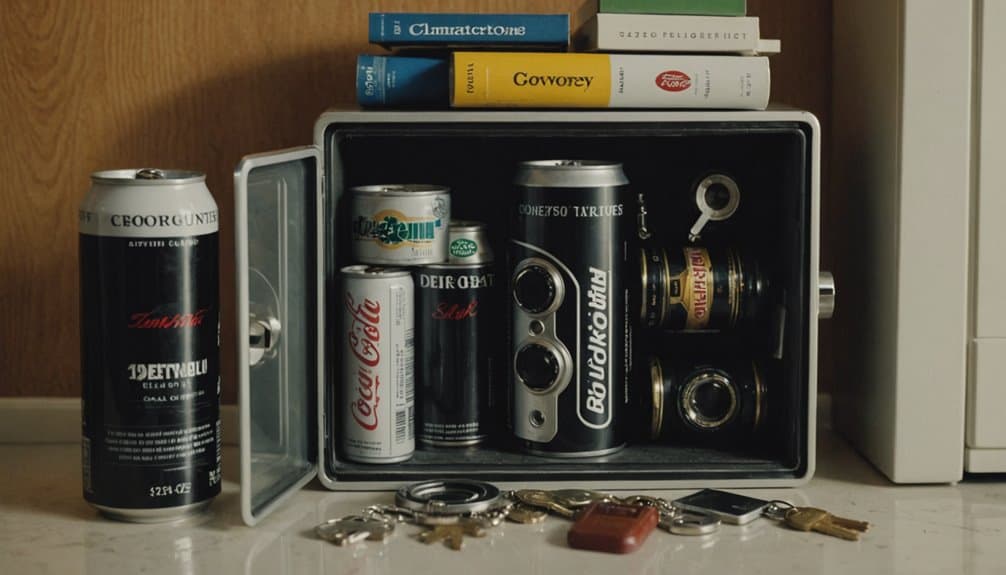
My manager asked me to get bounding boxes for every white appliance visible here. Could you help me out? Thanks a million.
[832,0,1006,481]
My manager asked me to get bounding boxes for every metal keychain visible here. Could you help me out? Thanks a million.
[316,481,725,549]
[315,479,513,550]
[510,489,721,536]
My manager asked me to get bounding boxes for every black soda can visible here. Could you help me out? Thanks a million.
[79,169,220,522]
[414,262,497,446]
[510,160,632,457]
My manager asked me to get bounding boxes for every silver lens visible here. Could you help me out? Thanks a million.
[680,372,739,430]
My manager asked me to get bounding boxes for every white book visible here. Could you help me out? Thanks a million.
[576,13,781,55]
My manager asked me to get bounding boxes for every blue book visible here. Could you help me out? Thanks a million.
[369,13,570,47]
[356,55,449,108]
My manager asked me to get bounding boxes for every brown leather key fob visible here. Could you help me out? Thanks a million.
[567,501,660,554]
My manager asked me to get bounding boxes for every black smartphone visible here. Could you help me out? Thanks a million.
[673,489,770,525]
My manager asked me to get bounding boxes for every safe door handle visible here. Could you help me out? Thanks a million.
[248,316,281,367]
[819,271,836,319]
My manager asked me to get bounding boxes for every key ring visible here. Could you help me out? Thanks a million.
[763,500,796,521]
[395,479,504,516]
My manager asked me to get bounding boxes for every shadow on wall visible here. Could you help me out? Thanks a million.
[111,51,356,404]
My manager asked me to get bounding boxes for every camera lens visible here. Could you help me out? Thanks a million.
[649,356,765,443]
[515,343,561,391]
[681,373,738,430]
[513,264,559,314]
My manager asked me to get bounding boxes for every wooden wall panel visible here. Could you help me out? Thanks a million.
[0,0,832,402]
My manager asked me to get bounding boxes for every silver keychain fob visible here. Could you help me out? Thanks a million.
[661,511,721,536]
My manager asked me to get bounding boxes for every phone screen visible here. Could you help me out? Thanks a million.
[673,489,769,525]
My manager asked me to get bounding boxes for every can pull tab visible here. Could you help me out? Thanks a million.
[135,168,166,180]
[248,315,281,367]
[636,193,652,241]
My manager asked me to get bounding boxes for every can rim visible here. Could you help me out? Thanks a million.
[351,184,449,196]
[91,169,206,185]
[519,160,623,170]
[341,264,412,278]
[416,262,491,271]
[514,160,629,188]
[448,219,486,231]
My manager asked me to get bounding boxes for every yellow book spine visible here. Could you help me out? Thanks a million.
[451,52,612,108]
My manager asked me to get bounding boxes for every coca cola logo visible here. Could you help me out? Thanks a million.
[128,309,209,329]
[350,368,381,431]
[345,293,382,430]
[655,71,691,92]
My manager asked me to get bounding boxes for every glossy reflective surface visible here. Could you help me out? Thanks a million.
[1,433,1005,575]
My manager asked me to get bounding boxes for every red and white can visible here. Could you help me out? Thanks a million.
[340,265,415,463]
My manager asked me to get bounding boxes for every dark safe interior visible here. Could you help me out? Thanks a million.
[320,118,813,485]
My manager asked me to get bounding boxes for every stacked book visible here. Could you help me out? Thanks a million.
[357,1,777,110]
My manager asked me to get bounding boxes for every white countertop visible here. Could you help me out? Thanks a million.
[1,432,1004,575]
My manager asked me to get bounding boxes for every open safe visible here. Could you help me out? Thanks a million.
[234,110,831,525]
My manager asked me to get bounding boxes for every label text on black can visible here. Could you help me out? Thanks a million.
[80,232,220,510]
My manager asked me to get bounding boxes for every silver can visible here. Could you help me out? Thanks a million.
[448,220,494,264]
[510,160,631,457]
[341,265,415,463]
[79,168,220,522]
[350,184,451,265]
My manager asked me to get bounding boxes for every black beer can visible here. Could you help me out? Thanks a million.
[640,245,766,332]
[414,262,497,446]
[79,169,220,522]
[646,355,766,444]
[510,160,631,457]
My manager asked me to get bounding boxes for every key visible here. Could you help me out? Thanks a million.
[417,519,486,550]
[549,489,613,509]
[512,489,578,518]
[784,507,870,541]
[506,504,549,524]
[315,515,395,546]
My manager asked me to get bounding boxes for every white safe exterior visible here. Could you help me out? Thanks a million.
[832,0,1006,481]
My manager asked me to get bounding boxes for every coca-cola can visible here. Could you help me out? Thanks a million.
[341,265,415,463]
[79,168,220,522]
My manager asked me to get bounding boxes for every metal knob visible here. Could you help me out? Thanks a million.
[248,316,281,366]
[818,271,836,319]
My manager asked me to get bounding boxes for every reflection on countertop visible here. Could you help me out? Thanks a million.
[1,433,1005,575]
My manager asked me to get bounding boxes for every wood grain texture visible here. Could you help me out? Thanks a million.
[0,0,832,401]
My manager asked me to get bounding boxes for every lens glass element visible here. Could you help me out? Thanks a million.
[704,183,732,211]
[515,343,560,391]
[692,381,733,421]
[513,265,557,314]
[681,372,738,430]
